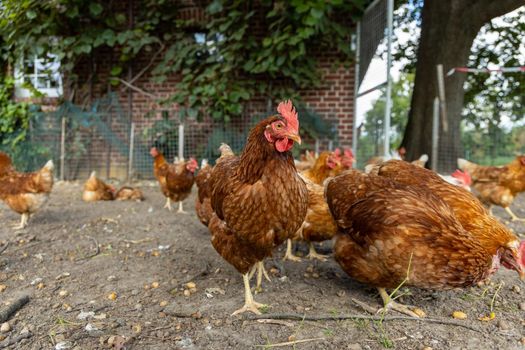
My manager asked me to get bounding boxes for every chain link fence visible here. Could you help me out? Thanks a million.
[3,94,340,181]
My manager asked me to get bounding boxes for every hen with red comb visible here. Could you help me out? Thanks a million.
[207,100,307,315]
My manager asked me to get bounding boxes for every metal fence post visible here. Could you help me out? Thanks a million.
[178,123,184,161]
[128,122,135,181]
[431,97,440,172]
[60,117,66,181]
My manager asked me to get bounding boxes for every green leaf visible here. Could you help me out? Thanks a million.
[310,8,324,19]
[110,66,123,76]
[26,10,37,20]
[89,3,104,17]
[206,0,223,15]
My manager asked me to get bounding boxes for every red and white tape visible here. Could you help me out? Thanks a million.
[447,66,525,76]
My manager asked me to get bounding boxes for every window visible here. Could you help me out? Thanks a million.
[14,54,63,98]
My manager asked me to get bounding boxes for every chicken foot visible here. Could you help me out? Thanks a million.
[376,288,424,318]
[231,273,267,316]
[306,242,328,262]
[282,239,302,262]
[504,207,525,221]
[176,201,187,214]
[164,198,172,211]
[13,213,29,230]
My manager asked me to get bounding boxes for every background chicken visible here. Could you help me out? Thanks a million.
[0,153,54,229]
[207,100,307,315]
[439,169,472,191]
[282,149,344,261]
[327,169,525,317]
[151,148,198,213]
[195,159,212,226]
[283,175,337,262]
[115,186,144,201]
[82,171,116,202]
[411,154,429,168]
[195,144,234,227]
[294,150,316,171]
[301,150,343,185]
[458,156,525,220]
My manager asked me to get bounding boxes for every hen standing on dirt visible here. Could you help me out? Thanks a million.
[0,152,54,229]
[151,148,198,213]
[207,100,308,315]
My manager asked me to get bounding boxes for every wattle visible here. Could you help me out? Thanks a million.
[276,138,294,152]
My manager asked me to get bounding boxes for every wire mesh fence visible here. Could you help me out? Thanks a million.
[3,94,340,181]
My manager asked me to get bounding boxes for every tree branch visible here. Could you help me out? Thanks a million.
[244,313,482,333]
[117,79,159,100]
[471,0,524,26]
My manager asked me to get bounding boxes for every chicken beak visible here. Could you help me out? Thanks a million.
[287,133,302,145]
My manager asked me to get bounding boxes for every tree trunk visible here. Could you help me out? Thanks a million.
[401,0,524,172]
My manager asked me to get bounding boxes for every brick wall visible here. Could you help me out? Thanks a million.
[65,1,355,179]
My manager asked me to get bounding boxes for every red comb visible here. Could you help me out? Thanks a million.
[277,100,298,134]
[451,169,471,186]
[344,149,354,159]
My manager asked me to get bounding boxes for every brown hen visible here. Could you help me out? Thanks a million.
[327,169,525,317]
[0,153,54,229]
[195,144,234,227]
[458,156,525,220]
[115,186,144,201]
[207,100,307,315]
[283,175,337,262]
[151,148,198,213]
[82,171,116,202]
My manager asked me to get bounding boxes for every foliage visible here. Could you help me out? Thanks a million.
[0,0,367,122]
[0,76,30,147]
[391,2,524,125]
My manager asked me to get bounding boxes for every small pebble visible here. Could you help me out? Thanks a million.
[131,289,139,296]
[58,290,69,297]
[186,282,196,289]
[519,302,525,311]
[497,319,510,331]
[0,323,11,333]
[0,285,6,292]
[151,282,160,289]
[183,290,191,297]
[422,347,433,350]
[107,276,117,282]
[134,304,143,311]
[160,301,168,307]
[108,292,117,300]
[20,326,30,335]
[512,285,521,294]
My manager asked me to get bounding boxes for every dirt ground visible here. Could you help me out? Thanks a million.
[1,182,525,350]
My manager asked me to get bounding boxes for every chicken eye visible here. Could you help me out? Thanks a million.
[275,123,283,129]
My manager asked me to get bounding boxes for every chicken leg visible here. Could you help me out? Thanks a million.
[164,197,172,211]
[13,213,29,230]
[177,201,187,214]
[306,242,328,262]
[282,239,302,262]
[376,288,424,318]
[231,273,266,316]
[248,261,271,293]
[504,207,525,221]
